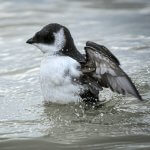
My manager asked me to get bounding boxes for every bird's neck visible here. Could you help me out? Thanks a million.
[58,41,85,63]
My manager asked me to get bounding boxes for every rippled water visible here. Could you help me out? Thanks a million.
[0,0,150,149]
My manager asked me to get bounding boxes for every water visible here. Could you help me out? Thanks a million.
[0,0,150,149]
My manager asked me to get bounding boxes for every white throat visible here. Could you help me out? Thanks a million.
[34,28,66,55]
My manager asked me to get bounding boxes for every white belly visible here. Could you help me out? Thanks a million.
[40,55,83,104]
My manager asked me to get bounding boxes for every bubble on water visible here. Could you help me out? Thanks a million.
[100,113,104,117]
[94,128,98,131]
[73,78,76,81]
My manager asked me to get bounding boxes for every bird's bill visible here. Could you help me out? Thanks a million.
[26,38,34,44]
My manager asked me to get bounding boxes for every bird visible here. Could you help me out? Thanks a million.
[26,23,143,104]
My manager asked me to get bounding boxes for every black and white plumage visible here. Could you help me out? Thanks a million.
[26,23,142,104]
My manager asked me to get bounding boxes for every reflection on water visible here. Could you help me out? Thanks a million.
[0,0,150,149]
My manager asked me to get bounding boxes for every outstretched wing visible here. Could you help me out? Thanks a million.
[82,41,142,100]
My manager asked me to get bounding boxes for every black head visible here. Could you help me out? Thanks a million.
[26,23,76,54]
[27,23,62,44]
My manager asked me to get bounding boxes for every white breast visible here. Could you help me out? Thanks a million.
[40,55,83,104]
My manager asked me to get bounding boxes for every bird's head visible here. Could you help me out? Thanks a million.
[26,23,74,55]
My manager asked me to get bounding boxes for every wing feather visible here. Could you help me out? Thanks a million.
[83,41,142,100]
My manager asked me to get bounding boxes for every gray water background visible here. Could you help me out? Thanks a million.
[0,0,150,149]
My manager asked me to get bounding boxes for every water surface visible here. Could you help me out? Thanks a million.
[0,0,150,149]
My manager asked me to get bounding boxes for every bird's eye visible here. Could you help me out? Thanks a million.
[34,31,55,44]
[50,34,54,40]
[41,33,54,44]
[48,34,54,43]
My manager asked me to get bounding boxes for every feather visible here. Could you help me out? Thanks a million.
[82,41,142,100]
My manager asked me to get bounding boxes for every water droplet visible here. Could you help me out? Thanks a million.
[100,113,104,117]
